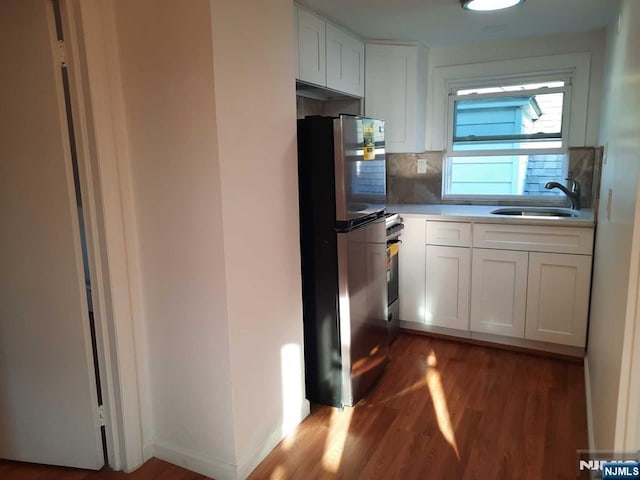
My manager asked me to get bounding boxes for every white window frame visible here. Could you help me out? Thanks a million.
[447,82,572,156]
[443,72,574,203]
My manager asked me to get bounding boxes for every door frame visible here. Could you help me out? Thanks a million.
[58,0,149,471]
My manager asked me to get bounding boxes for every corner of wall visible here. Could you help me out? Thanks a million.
[151,440,239,480]
[584,356,596,450]
[587,0,640,453]
[236,399,311,479]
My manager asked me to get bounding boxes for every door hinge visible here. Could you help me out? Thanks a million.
[97,405,105,427]
[56,39,67,64]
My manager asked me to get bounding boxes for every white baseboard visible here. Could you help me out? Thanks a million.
[142,443,154,463]
[151,439,238,480]
[147,399,311,480]
[122,443,154,473]
[584,355,596,451]
[399,321,584,358]
[236,399,311,479]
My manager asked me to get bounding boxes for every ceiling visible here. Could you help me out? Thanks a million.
[295,0,618,47]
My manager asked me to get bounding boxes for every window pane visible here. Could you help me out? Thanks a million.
[456,80,564,95]
[447,154,567,196]
[452,139,563,151]
[452,92,564,151]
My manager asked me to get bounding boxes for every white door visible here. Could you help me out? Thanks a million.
[424,245,471,330]
[525,252,592,347]
[470,248,528,338]
[0,0,104,470]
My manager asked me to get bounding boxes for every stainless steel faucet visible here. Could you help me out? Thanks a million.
[545,178,581,210]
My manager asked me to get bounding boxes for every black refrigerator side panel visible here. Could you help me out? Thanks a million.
[297,117,342,407]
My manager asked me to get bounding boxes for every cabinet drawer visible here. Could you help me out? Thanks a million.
[473,223,594,255]
[426,221,471,247]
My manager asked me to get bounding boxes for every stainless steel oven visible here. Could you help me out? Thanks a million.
[385,213,403,343]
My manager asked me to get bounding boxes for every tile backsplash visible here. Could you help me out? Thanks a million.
[387,152,443,204]
[387,147,603,209]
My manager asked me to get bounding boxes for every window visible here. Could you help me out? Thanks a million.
[444,77,571,199]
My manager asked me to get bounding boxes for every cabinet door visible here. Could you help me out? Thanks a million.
[525,252,592,347]
[326,24,364,97]
[425,245,470,330]
[399,217,426,324]
[365,44,417,153]
[471,249,528,338]
[297,8,326,86]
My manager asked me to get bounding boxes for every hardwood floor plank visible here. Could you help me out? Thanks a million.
[1,335,588,480]
[0,458,210,480]
[250,334,588,480]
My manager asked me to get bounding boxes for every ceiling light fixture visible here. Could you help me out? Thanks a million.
[460,0,525,12]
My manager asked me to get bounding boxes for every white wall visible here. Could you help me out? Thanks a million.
[113,0,237,473]
[209,1,308,476]
[425,29,607,151]
[588,0,640,450]
[110,0,307,478]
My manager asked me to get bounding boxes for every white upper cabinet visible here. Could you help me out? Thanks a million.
[326,24,364,97]
[365,43,428,153]
[295,6,364,98]
[296,8,326,86]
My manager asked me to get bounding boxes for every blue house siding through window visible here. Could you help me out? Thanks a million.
[449,96,564,196]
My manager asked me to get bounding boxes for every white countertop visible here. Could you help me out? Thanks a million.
[387,204,595,227]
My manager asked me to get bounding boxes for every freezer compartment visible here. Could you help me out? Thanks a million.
[333,115,386,222]
[337,217,389,406]
[296,115,386,226]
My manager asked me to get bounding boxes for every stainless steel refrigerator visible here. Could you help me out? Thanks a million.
[297,114,389,408]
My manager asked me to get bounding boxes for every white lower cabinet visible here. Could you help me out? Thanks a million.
[399,218,594,351]
[525,252,592,347]
[399,217,426,323]
[425,245,470,330]
[470,248,528,338]
[470,248,591,346]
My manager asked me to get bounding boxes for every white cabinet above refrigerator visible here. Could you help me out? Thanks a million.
[295,5,365,98]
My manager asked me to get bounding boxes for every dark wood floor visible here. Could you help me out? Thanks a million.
[249,334,588,480]
[0,457,209,480]
[1,334,588,480]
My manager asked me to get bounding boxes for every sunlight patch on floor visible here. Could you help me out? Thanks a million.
[321,407,354,473]
[426,349,460,459]
[269,464,288,480]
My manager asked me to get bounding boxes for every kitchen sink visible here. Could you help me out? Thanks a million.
[490,207,578,218]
